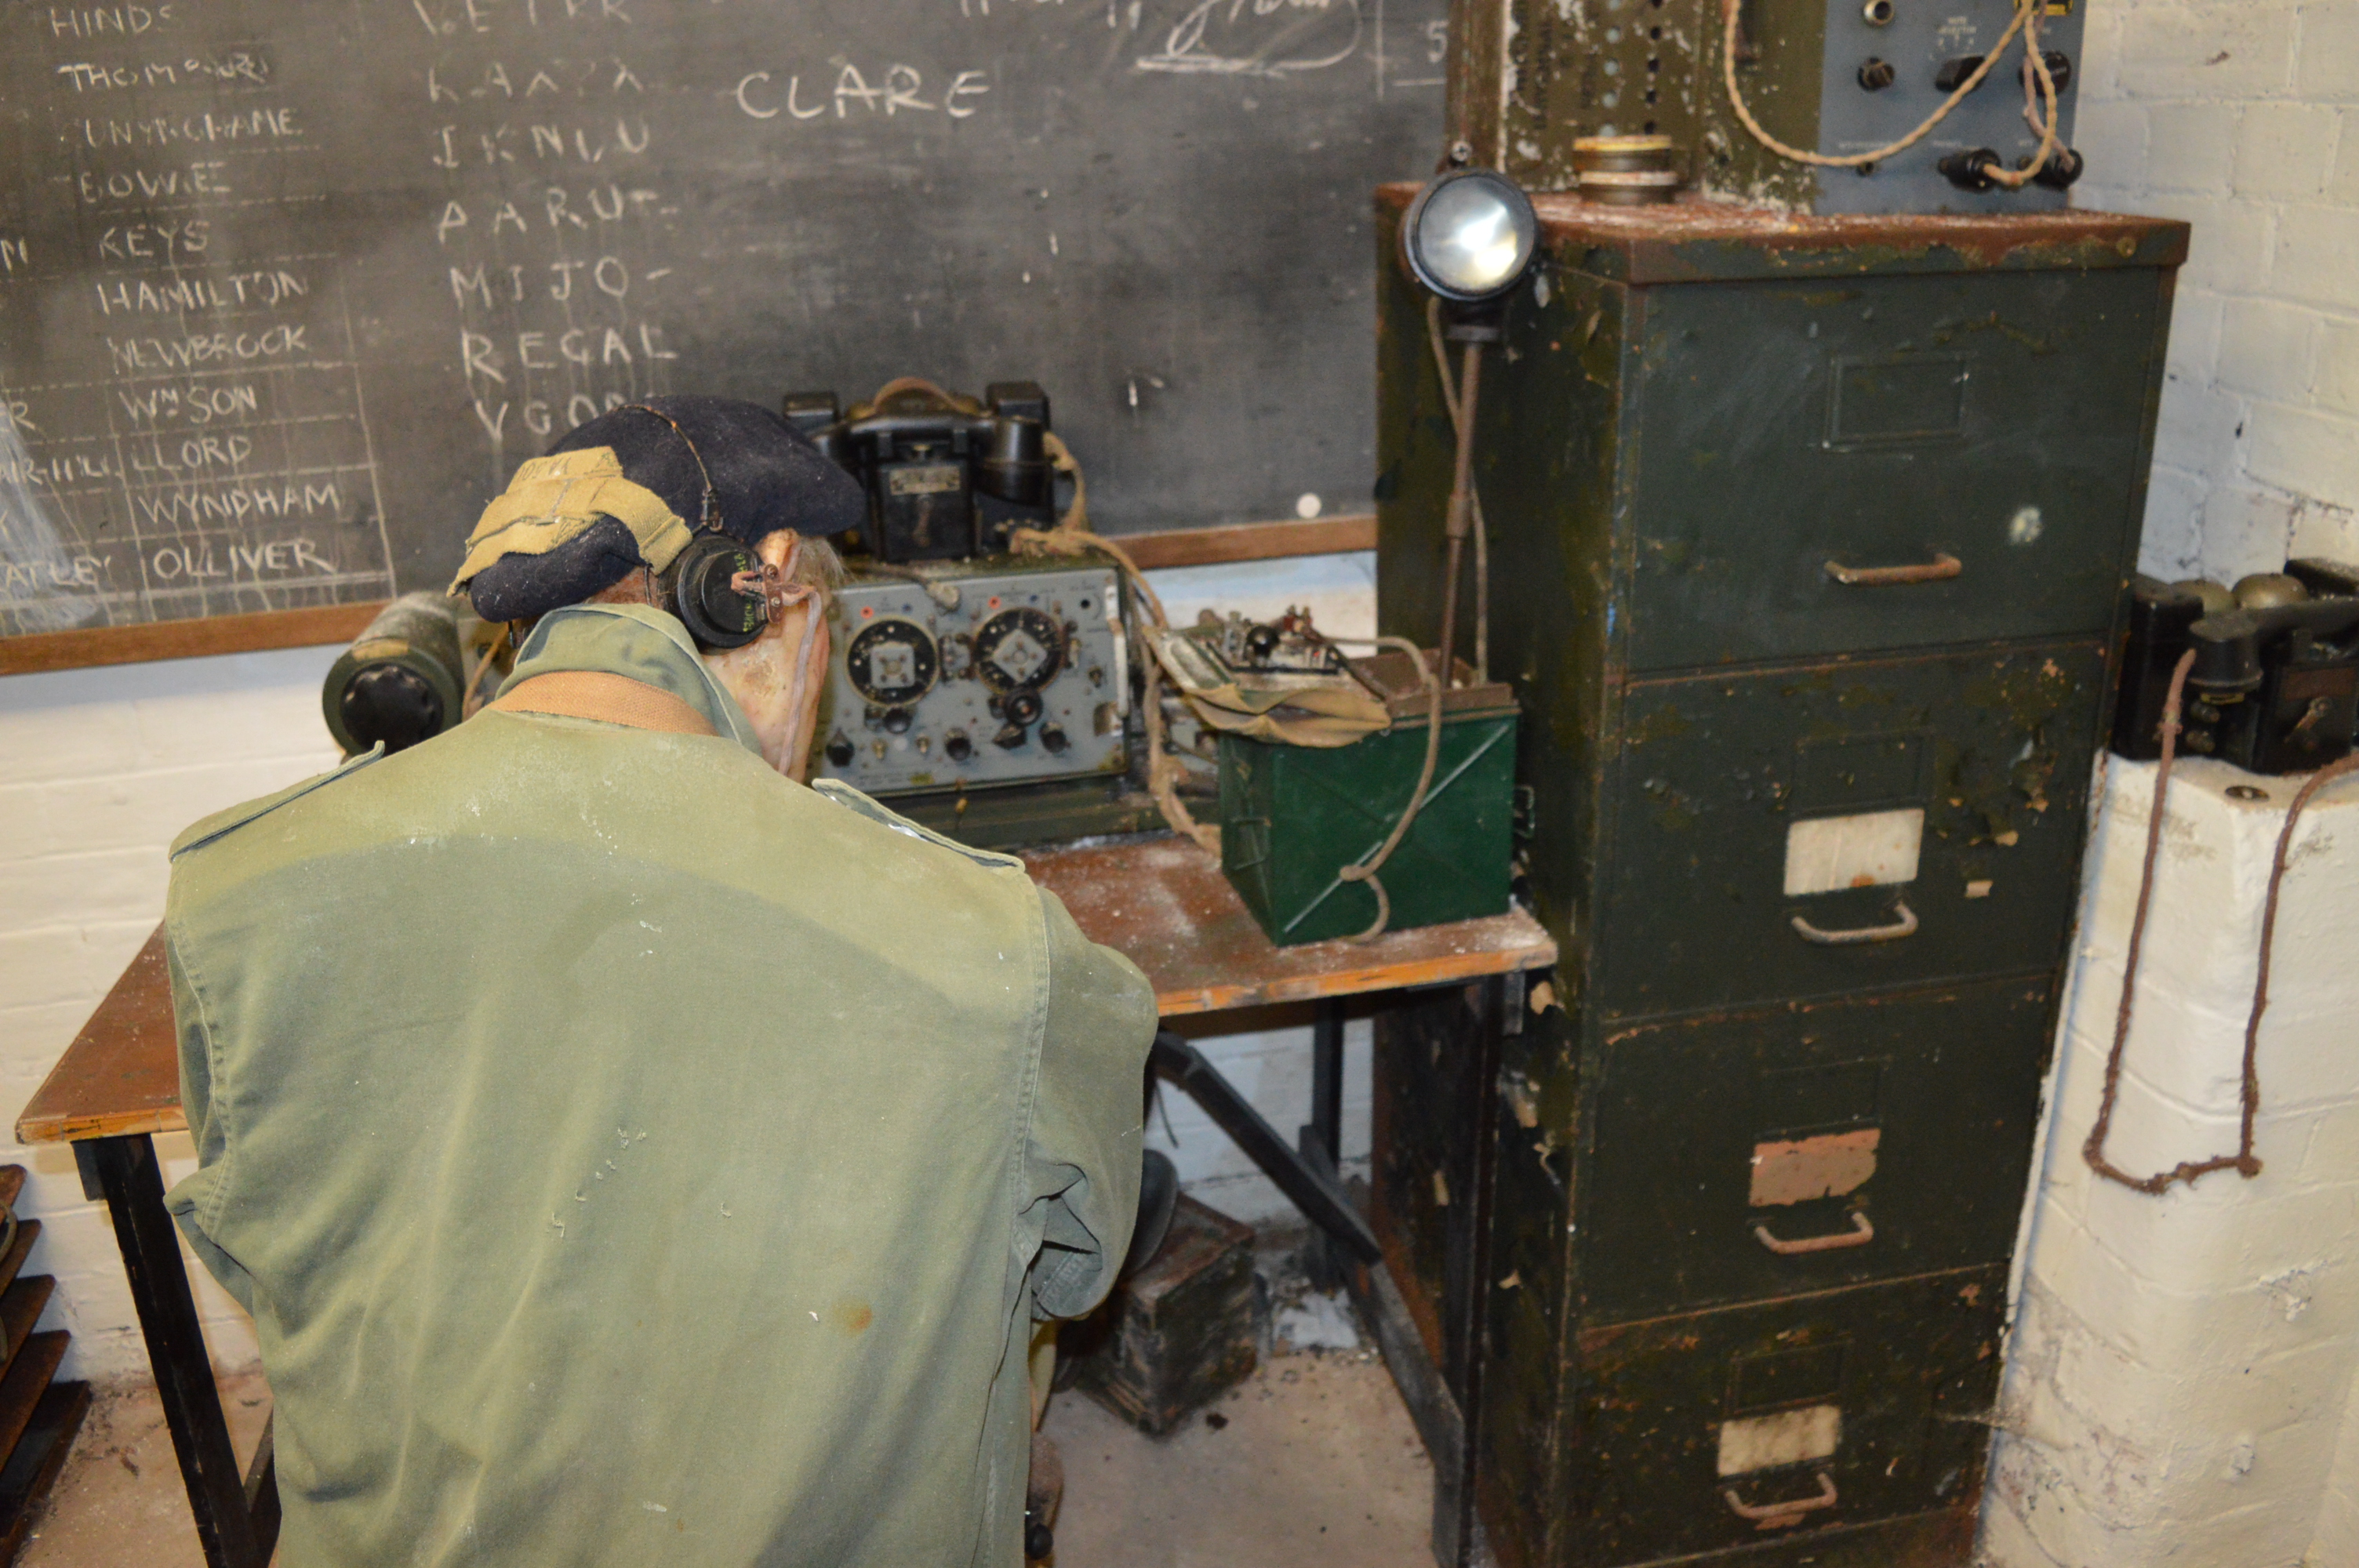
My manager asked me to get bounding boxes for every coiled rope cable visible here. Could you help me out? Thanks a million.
[1009,433,1222,856]
[1328,636,1444,942]
[2081,648,2359,1193]
[1016,439,1448,942]
[1721,0,2059,186]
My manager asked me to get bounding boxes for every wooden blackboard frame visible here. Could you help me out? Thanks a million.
[0,514,1374,675]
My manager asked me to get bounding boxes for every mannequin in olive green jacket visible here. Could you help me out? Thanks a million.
[163,601,1158,1567]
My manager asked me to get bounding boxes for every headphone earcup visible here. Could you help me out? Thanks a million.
[667,534,765,651]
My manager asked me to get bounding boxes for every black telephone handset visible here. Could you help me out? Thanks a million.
[783,380,1055,563]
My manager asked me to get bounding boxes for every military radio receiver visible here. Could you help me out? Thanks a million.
[783,380,1056,564]
[812,554,1131,800]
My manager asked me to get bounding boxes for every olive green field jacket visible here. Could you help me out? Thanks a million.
[162,604,1157,1568]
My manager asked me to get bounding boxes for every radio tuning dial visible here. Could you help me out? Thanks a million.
[972,608,1065,693]
[845,618,940,706]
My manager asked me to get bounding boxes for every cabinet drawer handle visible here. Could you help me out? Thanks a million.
[1823,551,1962,586]
[1752,1207,1875,1255]
[1789,900,1917,946]
[1723,1470,1838,1528]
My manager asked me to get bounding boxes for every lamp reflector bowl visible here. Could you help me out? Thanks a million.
[1401,170,1539,304]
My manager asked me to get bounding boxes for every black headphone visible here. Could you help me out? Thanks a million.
[619,403,772,652]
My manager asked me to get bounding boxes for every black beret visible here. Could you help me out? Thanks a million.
[467,394,863,623]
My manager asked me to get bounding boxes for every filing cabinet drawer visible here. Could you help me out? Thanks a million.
[1576,977,2053,1324]
[1564,1268,2002,1566]
[1623,267,2162,671]
[1594,640,2107,1019]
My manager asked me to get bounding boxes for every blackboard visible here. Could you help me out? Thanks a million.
[0,0,1447,641]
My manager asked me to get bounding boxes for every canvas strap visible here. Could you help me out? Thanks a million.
[486,670,716,737]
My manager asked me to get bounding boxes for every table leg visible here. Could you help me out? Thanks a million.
[1152,1029,1379,1265]
[1438,975,1507,1568]
[81,1134,274,1568]
[1300,998,1345,1171]
[1298,999,1347,1287]
[1352,975,1511,1568]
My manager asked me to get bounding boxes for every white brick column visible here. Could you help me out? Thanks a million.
[2072,0,2359,582]
[1982,756,2359,1566]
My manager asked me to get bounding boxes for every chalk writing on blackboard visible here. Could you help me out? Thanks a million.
[2,0,1452,642]
[432,12,685,471]
[0,6,393,635]
[1136,0,1364,78]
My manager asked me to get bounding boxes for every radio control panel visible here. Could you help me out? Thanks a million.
[812,557,1129,796]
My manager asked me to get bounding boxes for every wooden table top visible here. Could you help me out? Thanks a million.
[18,836,1554,1145]
[1022,836,1554,1016]
[18,930,180,1145]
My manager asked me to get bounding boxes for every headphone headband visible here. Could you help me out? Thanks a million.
[619,402,723,534]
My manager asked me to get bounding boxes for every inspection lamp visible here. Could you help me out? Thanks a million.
[1399,168,1539,309]
[1396,165,1537,693]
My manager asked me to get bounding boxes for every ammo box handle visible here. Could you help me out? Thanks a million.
[1722,1469,1838,1527]
[1823,551,1962,587]
[1752,1207,1875,1256]
[1789,900,1918,946]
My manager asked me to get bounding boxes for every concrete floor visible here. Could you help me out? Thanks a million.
[19,1369,273,1568]
[1044,1348,1435,1568]
[10,1334,1434,1566]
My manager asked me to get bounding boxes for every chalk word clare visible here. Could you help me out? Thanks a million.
[733,64,989,122]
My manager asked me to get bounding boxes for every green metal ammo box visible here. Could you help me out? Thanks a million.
[1370,191,2188,1568]
[1218,655,1518,946]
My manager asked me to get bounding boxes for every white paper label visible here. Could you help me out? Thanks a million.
[1783,808,1925,897]
[1718,1404,1842,1477]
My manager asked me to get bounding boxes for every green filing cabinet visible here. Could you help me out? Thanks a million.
[1219,664,1518,946]
[1369,193,2186,1568]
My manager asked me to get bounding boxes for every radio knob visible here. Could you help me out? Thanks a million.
[883,707,914,735]
[1040,724,1070,754]
[945,731,974,762]
[825,732,855,768]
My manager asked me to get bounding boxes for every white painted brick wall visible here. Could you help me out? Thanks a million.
[2074,0,2359,583]
[0,646,343,1385]
[0,554,1379,1385]
[1982,757,2359,1567]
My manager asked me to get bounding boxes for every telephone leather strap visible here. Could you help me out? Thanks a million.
[487,670,718,737]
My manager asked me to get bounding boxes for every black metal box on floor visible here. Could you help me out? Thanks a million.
[1370,191,2186,1568]
[1064,1195,1256,1437]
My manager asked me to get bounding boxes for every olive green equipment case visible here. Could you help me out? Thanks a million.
[1369,187,2188,1567]
[1218,655,1518,946]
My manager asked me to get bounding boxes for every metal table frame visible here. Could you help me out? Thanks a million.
[71,1136,278,1567]
[24,837,1550,1568]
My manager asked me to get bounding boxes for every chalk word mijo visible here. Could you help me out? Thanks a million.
[732,64,989,122]
[449,255,656,307]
